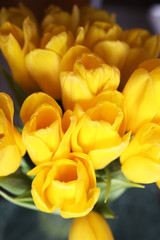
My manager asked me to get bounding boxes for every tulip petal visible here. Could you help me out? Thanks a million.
[121,155,160,183]
[45,31,74,57]
[20,92,62,123]
[0,145,21,176]
[0,92,14,122]
[0,34,39,92]
[60,72,93,110]
[89,131,131,169]
[93,40,129,69]
[25,49,61,99]
[123,68,158,133]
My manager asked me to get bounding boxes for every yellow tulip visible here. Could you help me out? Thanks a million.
[60,45,120,110]
[69,211,114,240]
[79,5,115,26]
[123,65,160,134]
[41,4,79,35]
[0,5,40,93]
[71,91,131,169]
[28,152,100,218]
[20,92,76,165]
[25,25,74,99]
[121,123,160,184]
[0,92,25,176]
[76,22,129,70]
[120,29,160,89]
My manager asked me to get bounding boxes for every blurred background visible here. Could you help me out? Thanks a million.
[0,0,160,239]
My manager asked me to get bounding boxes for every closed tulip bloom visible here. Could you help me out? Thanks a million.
[41,4,80,35]
[79,5,115,26]
[120,28,160,89]
[60,45,120,110]
[69,211,114,240]
[28,153,100,218]
[25,24,74,99]
[0,5,40,93]
[20,92,76,165]
[123,65,160,134]
[72,91,131,169]
[121,123,160,184]
[0,93,26,176]
[76,22,129,70]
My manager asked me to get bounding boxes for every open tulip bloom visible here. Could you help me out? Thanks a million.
[0,3,160,240]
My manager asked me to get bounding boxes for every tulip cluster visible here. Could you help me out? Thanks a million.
[0,3,160,240]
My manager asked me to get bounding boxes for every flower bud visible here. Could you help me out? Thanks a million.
[123,63,160,134]
[121,123,160,184]
[69,211,114,240]
[0,93,25,176]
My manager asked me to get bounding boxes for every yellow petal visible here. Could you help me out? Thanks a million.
[25,49,61,99]
[69,211,114,240]
[60,72,93,110]
[22,124,53,165]
[23,17,39,55]
[54,111,77,159]
[60,45,90,71]
[144,35,160,58]
[121,155,160,183]
[0,92,14,122]
[123,68,159,133]
[93,40,129,69]
[89,131,131,169]
[0,34,39,92]
[20,92,62,124]
[45,31,74,57]
[0,145,21,176]
[31,168,57,212]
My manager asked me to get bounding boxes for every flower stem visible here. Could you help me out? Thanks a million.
[104,168,111,203]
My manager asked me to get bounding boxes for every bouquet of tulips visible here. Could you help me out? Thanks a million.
[0,3,160,239]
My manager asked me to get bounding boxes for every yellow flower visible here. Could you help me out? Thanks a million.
[76,22,129,70]
[121,123,160,184]
[60,45,120,110]
[25,24,74,99]
[69,211,114,240]
[28,152,100,218]
[20,92,76,165]
[120,29,160,89]
[0,5,40,93]
[41,4,79,35]
[0,92,25,176]
[79,5,115,26]
[71,91,131,169]
[123,64,160,134]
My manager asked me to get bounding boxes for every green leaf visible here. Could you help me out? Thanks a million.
[0,64,28,108]
[0,189,60,215]
[97,173,144,204]
[21,156,35,176]
[0,190,37,211]
[94,203,116,219]
[0,169,32,195]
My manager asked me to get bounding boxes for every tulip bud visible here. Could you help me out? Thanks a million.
[121,123,160,184]
[69,211,114,240]
[123,64,160,134]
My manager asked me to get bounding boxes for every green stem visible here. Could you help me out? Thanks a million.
[104,168,111,203]
[0,190,38,211]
